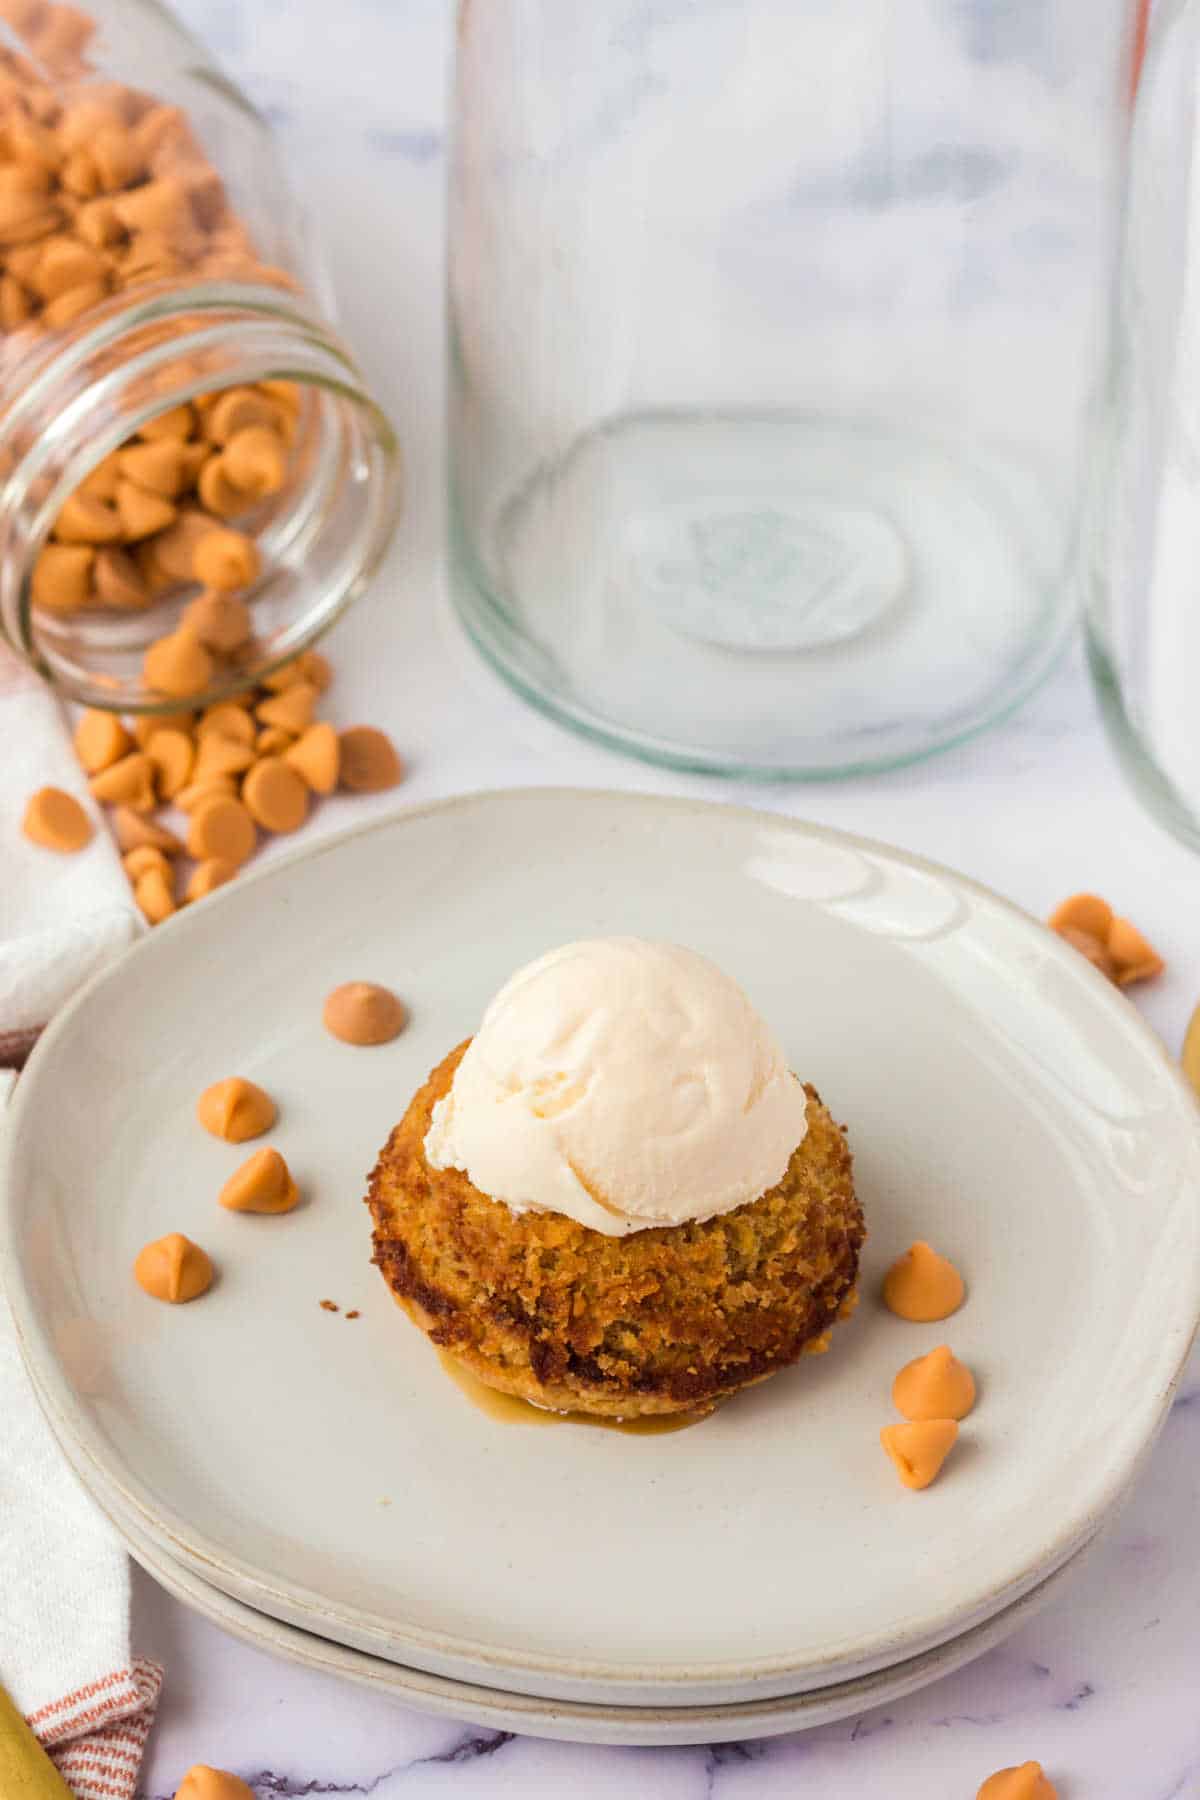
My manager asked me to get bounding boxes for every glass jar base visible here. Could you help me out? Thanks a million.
[452,409,1074,779]
[1087,627,1200,852]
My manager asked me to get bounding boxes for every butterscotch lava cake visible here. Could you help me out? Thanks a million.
[367,938,863,1418]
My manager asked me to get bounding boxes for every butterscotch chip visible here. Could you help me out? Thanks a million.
[32,541,94,612]
[255,726,293,756]
[261,648,331,693]
[892,1346,976,1423]
[205,386,279,444]
[145,726,194,799]
[22,785,93,852]
[0,272,32,328]
[192,526,259,592]
[133,710,194,748]
[94,547,149,610]
[192,732,256,781]
[43,279,110,329]
[196,701,256,744]
[196,1075,276,1142]
[338,726,403,792]
[150,509,218,580]
[133,1232,213,1303]
[176,1765,255,1800]
[137,401,195,442]
[283,721,339,795]
[299,649,332,692]
[122,845,171,883]
[117,437,191,497]
[177,439,211,485]
[976,1763,1058,1800]
[242,756,308,833]
[77,452,122,504]
[53,490,123,544]
[73,708,132,774]
[196,452,250,519]
[222,424,287,497]
[219,1146,299,1215]
[112,175,192,241]
[882,1242,965,1323]
[187,795,255,865]
[30,235,106,300]
[176,776,237,813]
[92,123,143,190]
[134,864,175,924]
[183,592,251,653]
[143,629,214,699]
[323,980,407,1046]
[880,1419,958,1491]
[256,682,316,735]
[185,857,238,902]
[116,479,177,541]
[89,750,156,811]
[74,196,121,248]
[111,806,183,855]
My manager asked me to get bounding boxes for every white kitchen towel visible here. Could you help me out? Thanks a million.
[0,647,139,1063]
[0,1071,162,1800]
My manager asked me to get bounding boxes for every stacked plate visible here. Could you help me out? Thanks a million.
[4,792,1198,1746]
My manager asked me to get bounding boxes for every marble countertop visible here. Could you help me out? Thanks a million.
[128,3,1200,1795]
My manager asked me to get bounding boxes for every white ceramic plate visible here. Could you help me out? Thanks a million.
[3,791,1198,1706]
[91,1428,1099,1747]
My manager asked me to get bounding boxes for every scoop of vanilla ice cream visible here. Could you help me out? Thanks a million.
[423,937,808,1236]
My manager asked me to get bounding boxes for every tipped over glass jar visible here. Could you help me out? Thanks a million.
[0,0,401,712]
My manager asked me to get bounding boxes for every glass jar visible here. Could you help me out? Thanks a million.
[1086,0,1200,851]
[449,0,1144,778]
[0,0,400,712]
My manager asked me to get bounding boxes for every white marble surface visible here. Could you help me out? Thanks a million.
[124,2,1200,1794]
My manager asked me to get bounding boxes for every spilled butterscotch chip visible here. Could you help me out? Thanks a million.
[219,1146,299,1214]
[1182,1003,1200,1099]
[880,1418,958,1491]
[134,1232,213,1303]
[323,981,407,1046]
[892,1345,976,1422]
[175,1766,255,1800]
[976,1763,1058,1800]
[73,708,133,774]
[22,786,93,852]
[1049,893,1163,988]
[196,1076,276,1142]
[882,1241,965,1322]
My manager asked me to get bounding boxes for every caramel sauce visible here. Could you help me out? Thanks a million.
[436,1351,710,1435]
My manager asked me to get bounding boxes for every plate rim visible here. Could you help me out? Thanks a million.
[46,1344,1103,1746]
[4,786,1199,1693]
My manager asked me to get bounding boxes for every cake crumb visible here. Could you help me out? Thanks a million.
[319,1298,339,1313]
[346,1309,360,1319]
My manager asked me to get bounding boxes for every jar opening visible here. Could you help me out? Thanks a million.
[0,282,400,709]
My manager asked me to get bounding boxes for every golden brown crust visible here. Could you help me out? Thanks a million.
[366,1041,865,1417]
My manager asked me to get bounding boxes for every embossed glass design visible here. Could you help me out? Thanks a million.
[449,1,1143,777]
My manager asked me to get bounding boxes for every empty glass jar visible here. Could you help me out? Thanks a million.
[450,0,1146,777]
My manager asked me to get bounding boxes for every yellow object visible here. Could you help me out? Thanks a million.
[196,1076,277,1143]
[891,1345,976,1422]
[880,1418,958,1491]
[1183,1003,1200,1098]
[219,1146,299,1214]
[882,1241,965,1322]
[133,1231,213,1302]
[976,1761,1058,1800]
[176,1763,256,1800]
[0,1680,75,1798]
